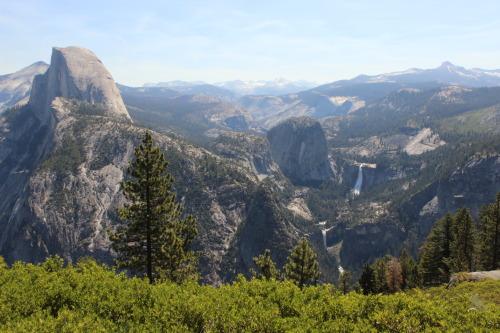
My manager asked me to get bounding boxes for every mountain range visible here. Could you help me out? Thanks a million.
[0,47,498,284]
[143,78,319,97]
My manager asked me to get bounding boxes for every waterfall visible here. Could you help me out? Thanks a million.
[338,265,344,274]
[352,165,363,195]
[321,229,327,249]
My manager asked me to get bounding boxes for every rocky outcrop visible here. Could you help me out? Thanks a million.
[207,131,280,180]
[266,117,334,186]
[29,46,131,123]
[403,128,445,155]
[0,62,48,112]
[235,186,298,275]
[404,155,500,237]
[447,270,500,289]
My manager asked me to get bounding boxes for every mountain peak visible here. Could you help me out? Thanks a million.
[440,61,456,68]
[29,46,131,122]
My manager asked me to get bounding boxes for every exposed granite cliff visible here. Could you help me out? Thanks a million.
[404,155,500,237]
[207,131,280,180]
[235,186,298,275]
[266,117,334,186]
[29,46,131,123]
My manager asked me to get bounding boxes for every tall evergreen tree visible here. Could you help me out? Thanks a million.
[338,270,352,295]
[108,131,198,284]
[372,257,389,293]
[449,207,475,273]
[419,212,454,286]
[250,249,280,280]
[284,236,321,289]
[399,248,419,290]
[476,192,500,271]
[359,263,376,295]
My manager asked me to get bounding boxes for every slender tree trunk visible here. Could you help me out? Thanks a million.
[146,166,153,284]
[493,198,500,269]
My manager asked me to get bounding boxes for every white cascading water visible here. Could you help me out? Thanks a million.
[321,229,327,248]
[352,164,363,195]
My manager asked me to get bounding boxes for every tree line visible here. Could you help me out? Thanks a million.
[358,193,500,294]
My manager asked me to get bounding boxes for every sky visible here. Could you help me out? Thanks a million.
[2,0,500,87]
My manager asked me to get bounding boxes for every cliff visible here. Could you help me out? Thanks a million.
[266,117,334,186]
[29,46,131,123]
[406,155,500,236]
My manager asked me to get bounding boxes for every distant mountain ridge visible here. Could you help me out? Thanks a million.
[321,61,500,88]
[143,78,318,96]
[0,62,48,112]
[240,62,500,128]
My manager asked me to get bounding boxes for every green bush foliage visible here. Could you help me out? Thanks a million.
[1,256,499,332]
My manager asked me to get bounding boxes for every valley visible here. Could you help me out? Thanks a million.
[0,46,499,285]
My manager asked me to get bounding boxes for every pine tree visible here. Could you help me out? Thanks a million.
[250,249,280,280]
[449,207,475,273]
[359,263,376,295]
[399,248,419,290]
[476,192,500,271]
[372,257,389,293]
[108,131,198,284]
[419,212,454,286]
[284,236,321,289]
[338,270,352,295]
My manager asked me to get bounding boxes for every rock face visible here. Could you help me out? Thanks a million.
[340,222,406,268]
[266,117,333,186]
[404,155,500,236]
[236,186,298,276]
[0,62,48,112]
[208,131,280,180]
[29,46,131,123]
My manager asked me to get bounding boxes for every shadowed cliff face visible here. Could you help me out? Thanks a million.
[405,155,500,237]
[235,186,297,276]
[266,117,334,186]
[29,46,131,123]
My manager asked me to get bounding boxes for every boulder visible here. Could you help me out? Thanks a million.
[446,270,500,289]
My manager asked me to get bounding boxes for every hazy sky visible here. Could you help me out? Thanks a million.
[2,1,500,86]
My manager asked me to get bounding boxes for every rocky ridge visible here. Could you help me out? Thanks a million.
[0,62,48,112]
